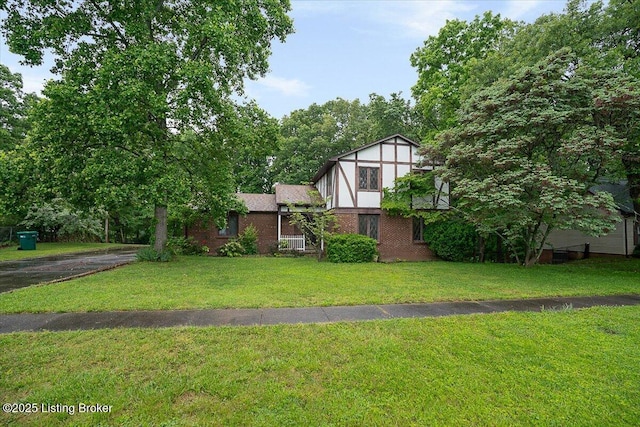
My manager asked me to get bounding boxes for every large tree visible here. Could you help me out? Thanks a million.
[1,0,293,251]
[410,11,516,142]
[598,0,640,213]
[274,98,370,185]
[0,65,34,152]
[0,65,40,222]
[428,50,640,266]
[465,0,640,214]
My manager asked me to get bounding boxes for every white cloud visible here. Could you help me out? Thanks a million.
[369,1,478,39]
[257,75,311,97]
[501,0,563,22]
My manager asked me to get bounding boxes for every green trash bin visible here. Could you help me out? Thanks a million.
[17,231,38,250]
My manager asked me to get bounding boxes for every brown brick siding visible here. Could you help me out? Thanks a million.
[240,213,278,254]
[188,212,279,255]
[189,210,436,261]
[334,210,436,262]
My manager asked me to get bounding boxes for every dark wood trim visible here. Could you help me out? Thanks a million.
[355,150,358,207]
[334,158,414,166]
[333,208,383,214]
[338,163,356,207]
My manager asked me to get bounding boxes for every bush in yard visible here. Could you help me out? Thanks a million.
[237,224,258,255]
[327,234,378,263]
[423,219,477,262]
[20,198,103,242]
[136,247,173,262]
[217,240,245,257]
[167,236,209,255]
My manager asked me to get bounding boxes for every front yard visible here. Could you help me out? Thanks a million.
[0,256,638,313]
[1,256,639,426]
[1,306,639,426]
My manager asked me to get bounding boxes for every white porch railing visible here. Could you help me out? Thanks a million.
[279,235,306,252]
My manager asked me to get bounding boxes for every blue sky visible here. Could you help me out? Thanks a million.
[0,0,568,119]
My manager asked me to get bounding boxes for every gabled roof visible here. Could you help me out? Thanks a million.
[237,193,277,212]
[275,184,320,206]
[311,134,420,183]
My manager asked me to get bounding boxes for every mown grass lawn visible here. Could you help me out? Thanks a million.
[1,306,639,426]
[0,256,638,313]
[0,243,135,262]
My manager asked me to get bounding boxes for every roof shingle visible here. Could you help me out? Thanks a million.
[275,185,321,206]
[237,193,277,212]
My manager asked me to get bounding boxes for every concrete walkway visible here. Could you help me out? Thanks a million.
[1,294,638,334]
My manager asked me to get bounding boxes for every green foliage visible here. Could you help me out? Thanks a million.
[327,234,378,263]
[237,224,259,255]
[0,65,35,151]
[461,0,640,215]
[231,102,282,193]
[411,12,516,141]
[166,236,209,256]
[0,66,42,220]
[136,247,173,263]
[287,197,338,261]
[217,240,245,258]
[381,172,449,219]
[632,244,640,259]
[217,225,259,257]
[274,98,370,184]
[423,219,477,262]
[430,49,639,265]
[1,0,293,252]
[20,199,102,242]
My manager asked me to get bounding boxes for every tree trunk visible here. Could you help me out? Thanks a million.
[154,205,168,252]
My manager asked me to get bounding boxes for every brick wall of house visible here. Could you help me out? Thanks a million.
[334,210,436,262]
[240,213,278,254]
[190,209,436,260]
[188,212,279,255]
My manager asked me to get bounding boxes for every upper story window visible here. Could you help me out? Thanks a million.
[358,167,379,191]
[218,213,239,237]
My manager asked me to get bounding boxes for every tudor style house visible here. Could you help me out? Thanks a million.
[189,134,449,261]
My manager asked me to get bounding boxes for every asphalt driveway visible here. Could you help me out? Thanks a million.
[0,248,138,293]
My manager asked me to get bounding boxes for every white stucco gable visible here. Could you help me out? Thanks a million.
[312,134,447,210]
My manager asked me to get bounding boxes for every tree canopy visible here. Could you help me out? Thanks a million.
[427,50,639,265]
[273,94,424,185]
[1,0,293,250]
[0,65,40,223]
[410,11,516,142]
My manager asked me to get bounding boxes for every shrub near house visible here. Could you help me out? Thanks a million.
[327,234,378,263]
